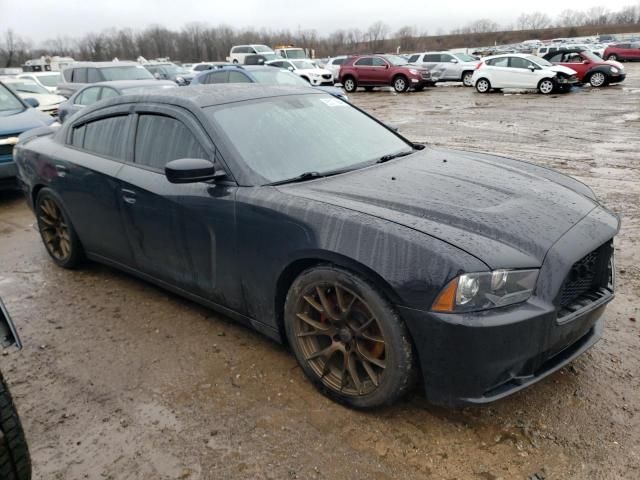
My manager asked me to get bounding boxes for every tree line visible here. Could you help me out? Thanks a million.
[2,4,640,67]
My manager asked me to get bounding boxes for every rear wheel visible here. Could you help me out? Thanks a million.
[343,76,357,93]
[475,78,491,93]
[589,71,607,87]
[284,265,416,409]
[538,78,555,95]
[35,189,84,269]
[0,372,31,480]
[393,75,409,93]
[462,71,474,87]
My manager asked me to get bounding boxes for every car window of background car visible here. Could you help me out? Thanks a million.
[228,71,251,83]
[333,57,346,65]
[0,84,25,116]
[206,94,410,184]
[254,45,272,53]
[134,114,209,170]
[100,88,119,100]
[371,57,387,67]
[529,55,552,67]
[456,53,476,62]
[408,54,420,63]
[6,80,49,95]
[440,54,455,62]
[101,66,154,81]
[292,60,315,70]
[384,55,409,66]
[72,68,88,83]
[205,71,229,84]
[87,68,101,83]
[549,53,564,62]
[77,115,129,160]
[76,87,101,105]
[487,57,509,67]
[424,54,440,62]
[251,69,305,86]
[36,73,60,87]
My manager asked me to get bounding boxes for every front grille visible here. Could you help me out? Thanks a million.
[557,241,614,319]
[0,144,12,159]
[421,72,431,79]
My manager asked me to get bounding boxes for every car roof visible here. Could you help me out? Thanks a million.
[64,61,140,69]
[96,84,325,109]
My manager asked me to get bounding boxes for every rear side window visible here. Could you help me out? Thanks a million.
[486,57,509,67]
[333,57,346,65]
[73,115,129,160]
[423,54,440,62]
[548,53,564,62]
[204,71,229,84]
[440,54,455,62]
[354,57,373,66]
[134,114,209,170]
[87,68,101,83]
[101,88,119,100]
[371,57,387,67]
[76,87,101,105]
[72,68,88,83]
[229,71,251,83]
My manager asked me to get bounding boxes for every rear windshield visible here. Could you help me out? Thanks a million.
[100,66,154,81]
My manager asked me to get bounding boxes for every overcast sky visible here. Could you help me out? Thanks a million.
[1,0,636,42]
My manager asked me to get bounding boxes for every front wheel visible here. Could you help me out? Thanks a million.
[538,78,555,95]
[475,77,491,93]
[342,77,357,93]
[0,372,31,480]
[606,54,618,61]
[589,71,607,87]
[462,71,474,87]
[284,265,416,409]
[393,76,409,93]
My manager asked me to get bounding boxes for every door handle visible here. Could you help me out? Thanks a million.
[122,189,137,204]
[55,164,68,177]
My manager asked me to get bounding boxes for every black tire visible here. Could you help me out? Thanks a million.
[606,54,618,61]
[461,70,474,87]
[538,78,555,95]
[0,372,31,480]
[392,75,409,93]
[475,77,491,93]
[342,76,357,93]
[35,188,84,269]
[363,86,374,92]
[284,265,416,409]
[588,71,607,88]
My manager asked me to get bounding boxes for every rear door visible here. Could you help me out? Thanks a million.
[117,105,242,308]
[353,57,374,83]
[484,56,510,87]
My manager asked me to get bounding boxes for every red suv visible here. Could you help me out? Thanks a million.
[338,55,432,93]
[603,43,640,61]
[543,49,626,87]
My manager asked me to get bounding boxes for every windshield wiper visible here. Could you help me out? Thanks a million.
[377,150,415,164]
[268,171,325,186]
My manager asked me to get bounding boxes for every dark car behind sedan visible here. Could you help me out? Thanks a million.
[13,85,619,408]
[57,80,177,123]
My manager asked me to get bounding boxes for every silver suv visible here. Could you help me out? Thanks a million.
[408,51,480,87]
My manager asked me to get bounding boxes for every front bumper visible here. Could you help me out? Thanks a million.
[399,295,609,406]
[609,73,626,84]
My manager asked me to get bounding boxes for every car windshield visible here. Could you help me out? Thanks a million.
[157,64,189,75]
[206,94,411,184]
[250,69,308,86]
[582,51,602,62]
[528,55,552,67]
[291,60,316,70]
[35,73,60,87]
[254,45,274,53]
[101,66,154,81]
[456,54,477,62]
[284,49,306,59]
[384,55,409,66]
[0,83,25,116]
[6,80,49,95]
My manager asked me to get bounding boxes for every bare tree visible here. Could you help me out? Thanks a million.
[366,21,389,52]
[517,12,551,30]
[557,9,586,27]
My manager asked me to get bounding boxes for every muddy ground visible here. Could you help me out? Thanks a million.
[1,65,639,480]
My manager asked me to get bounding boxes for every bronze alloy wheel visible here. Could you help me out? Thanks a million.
[292,282,386,396]
[37,197,71,262]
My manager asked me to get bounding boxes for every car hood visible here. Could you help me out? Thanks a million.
[548,65,577,75]
[0,107,54,135]
[280,147,600,269]
[299,68,333,76]
[20,93,65,107]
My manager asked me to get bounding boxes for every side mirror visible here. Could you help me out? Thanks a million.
[288,66,294,72]
[450,59,458,63]
[165,158,223,184]
[384,64,389,69]
[528,66,536,72]
[153,72,161,80]
[24,97,40,108]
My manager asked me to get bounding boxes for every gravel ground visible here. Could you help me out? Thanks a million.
[0,64,639,480]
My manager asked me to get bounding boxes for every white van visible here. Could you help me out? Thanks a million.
[227,45,276,64]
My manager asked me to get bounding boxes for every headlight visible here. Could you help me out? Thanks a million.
[409,69,419,75]
[432,269,539,312]
[610,67,619,73]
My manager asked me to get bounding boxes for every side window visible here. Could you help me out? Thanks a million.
[63,69,73,82]
[354,57,373,66]
[72,68,88,83]
[101,88,119,100]
[440,54,454,62]
[424,54,440,62]
[487,57,509,67]
[76,87,101,105]
[408,54,420,63]
[76,115,129,160]
[371,57,387,67]
[87,68,101,83]
[71,125,85,148]
[134,114,209,170]
[231,47,239,54]
[228,71,251,83]
[334,57,346,65]
[509,57,532,69]
[205,71,229,84]
[548,53,564,63]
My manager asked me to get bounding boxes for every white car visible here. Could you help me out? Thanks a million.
[16,72,61,93]
[324,56,348,80]
[472,54,578,95]
[3,78,65,115]
[265,59,334,86]
[227,45,275,64]
[408,51,480,87]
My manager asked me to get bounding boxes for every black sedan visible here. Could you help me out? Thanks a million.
[13,85,619,408]
[57,80,176,123]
